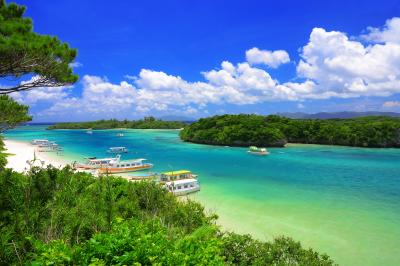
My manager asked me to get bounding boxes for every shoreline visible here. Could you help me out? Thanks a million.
[4,139,70,172]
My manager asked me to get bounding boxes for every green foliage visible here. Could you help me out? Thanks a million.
[180,114,400,148]
[0,0,78,93]
[0,166,334,265]
[0,95,31,132]
[47,117,187,130]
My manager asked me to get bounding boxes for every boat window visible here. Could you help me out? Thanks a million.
[177,186,181,189]
[184,185,188,188]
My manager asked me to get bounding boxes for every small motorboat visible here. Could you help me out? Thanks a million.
[31,139,50,145]
[117,133,124,137]
[247,146,269,155]
[107,146,129,153]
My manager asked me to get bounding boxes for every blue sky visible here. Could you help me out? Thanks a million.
[11,0,400,121]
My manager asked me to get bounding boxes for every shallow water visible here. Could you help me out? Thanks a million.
[5,125,400,265]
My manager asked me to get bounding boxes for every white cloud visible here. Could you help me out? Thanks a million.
[382,101,400,108]
[297,103,305,109]
[246,47,290,68]
[293,23,400,99]
[362,17,400,44]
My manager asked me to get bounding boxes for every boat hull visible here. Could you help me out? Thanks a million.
[172,186,200,196]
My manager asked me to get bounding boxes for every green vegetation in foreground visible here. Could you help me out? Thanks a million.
[180,114,400,148]
[47,117,187,130]
[0,165,334,265]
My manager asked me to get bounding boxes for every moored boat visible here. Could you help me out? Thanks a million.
[98,158,153,174]
[86,128,93,134]
[37,142,62,152]
[247,146,269,155]
[31,139,50,145]
[159,170,198,183]
[117,133,124,137]
[74,155,120,170]
[107,146,128,153]
[164,178,200,196]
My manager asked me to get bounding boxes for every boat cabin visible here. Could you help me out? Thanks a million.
[160,170,196,182]
[165,178,200,196]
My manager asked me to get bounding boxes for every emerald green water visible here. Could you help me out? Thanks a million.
[5,125,400,265]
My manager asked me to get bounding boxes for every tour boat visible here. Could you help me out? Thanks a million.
[164,178,200,196]
[37,142,62,152]
[74,155,120,170]
[247,146,269,155]
[159,170,198,183]
[97,158,153,174]
[107,146,128,153]
[31,139,50,145]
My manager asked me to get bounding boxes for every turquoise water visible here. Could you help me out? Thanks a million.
[5,125,400,266]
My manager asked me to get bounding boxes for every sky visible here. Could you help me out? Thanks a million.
[8,0,400,121]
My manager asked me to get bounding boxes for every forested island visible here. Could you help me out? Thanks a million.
[47,117,186,130]
[180,114,400,148]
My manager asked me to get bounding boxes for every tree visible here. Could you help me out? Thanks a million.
[0,0,78,94]
[0,95,31,132]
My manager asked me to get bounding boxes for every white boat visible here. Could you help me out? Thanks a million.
[107,146,128,153]
[31,139,50,145]
[97,158,153,174]
[37,142,62,152]
[159,170,197,183]
[117,133,124,137]
[164,178,200,196]
[86,128,93,134]
[74,155,120,170]
[247,146,269,155]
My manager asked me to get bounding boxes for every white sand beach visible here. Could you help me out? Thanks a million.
[4,139,70,172]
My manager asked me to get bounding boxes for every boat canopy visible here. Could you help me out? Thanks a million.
[162,170,191,176]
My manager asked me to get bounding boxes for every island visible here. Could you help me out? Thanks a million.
[47,116,187,130]
[180,114,400,148]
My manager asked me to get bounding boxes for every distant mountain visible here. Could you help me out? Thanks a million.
[276,111,400,119]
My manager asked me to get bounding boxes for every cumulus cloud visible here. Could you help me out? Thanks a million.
[361,17,400,44]
[293,22,400,99]
[246,47,290,68]
[382,101,400,108]
[16,17,400,118]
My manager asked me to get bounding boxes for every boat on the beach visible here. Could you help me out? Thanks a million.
[31,139,50,145]
[37,141,62,152]
[74,155,120,170]
[247,146,269,155]
[107,146,128,153]
[164,178,200,196]
[97,158,153,174]
[159,170,198,183]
